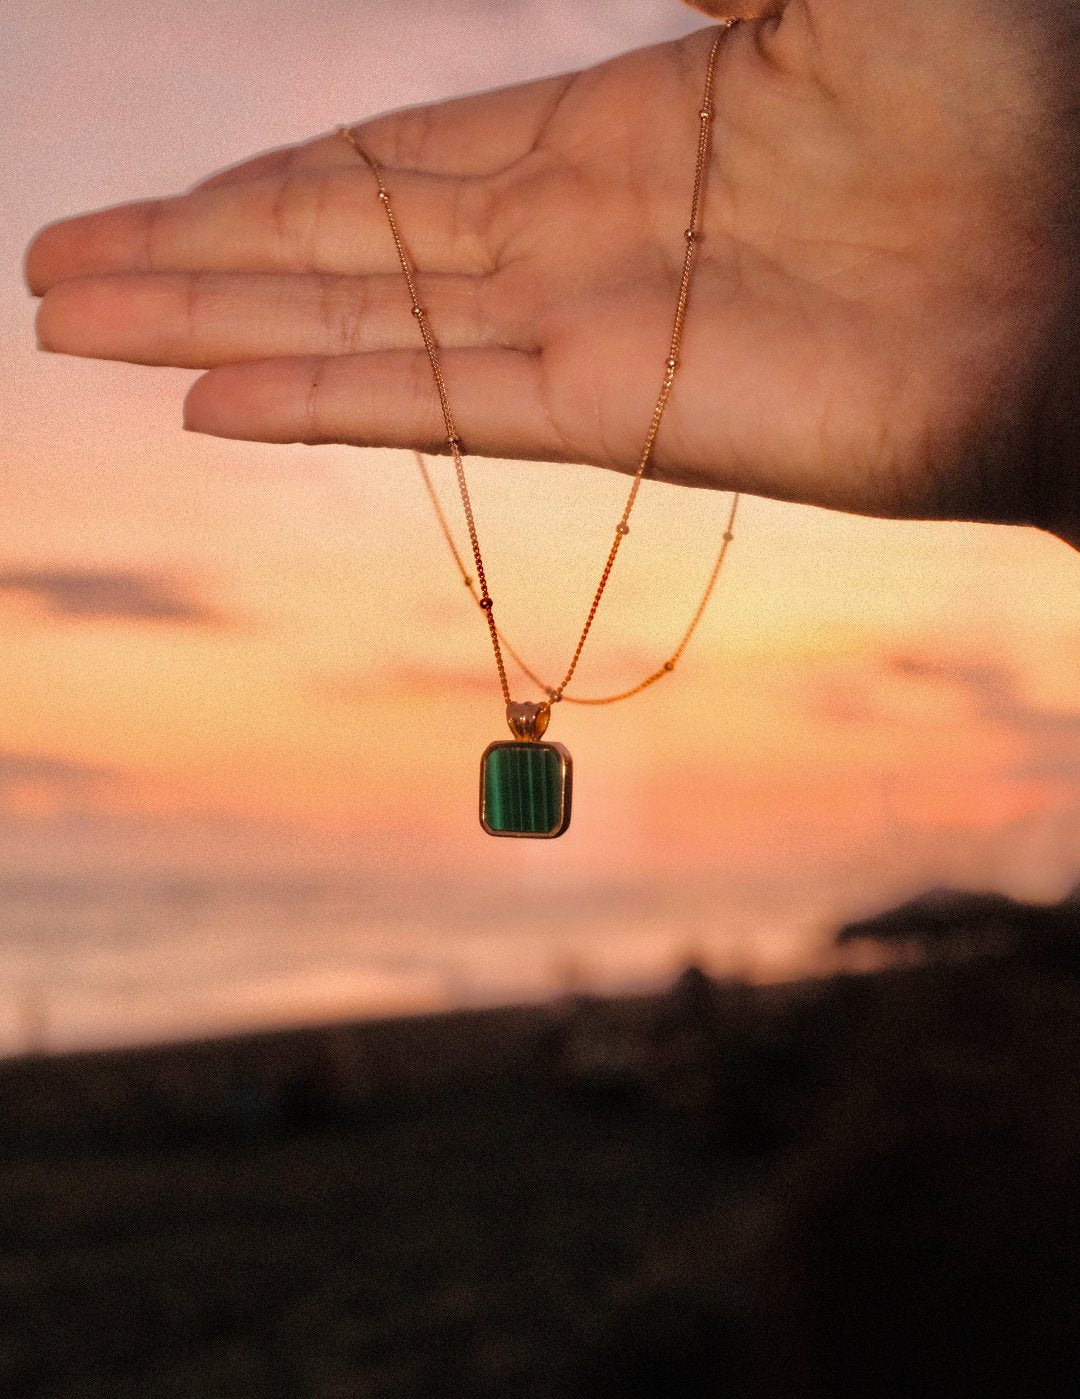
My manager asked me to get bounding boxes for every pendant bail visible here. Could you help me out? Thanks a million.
[506,700,551,741]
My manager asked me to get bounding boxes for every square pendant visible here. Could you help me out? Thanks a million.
[480,741,573,838]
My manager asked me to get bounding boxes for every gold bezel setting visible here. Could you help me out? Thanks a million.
[479,741,573,839]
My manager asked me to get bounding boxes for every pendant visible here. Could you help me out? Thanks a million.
[479,702,573,838]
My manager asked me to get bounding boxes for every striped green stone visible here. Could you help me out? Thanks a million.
[480,742,571,838]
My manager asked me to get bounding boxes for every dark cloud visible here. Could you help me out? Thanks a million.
[0,567,225,626]
[0,750,128,807]
[320,663,499,704]
[889,653,1080,784]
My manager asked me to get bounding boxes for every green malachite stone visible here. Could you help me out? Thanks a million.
[480,741,572,838]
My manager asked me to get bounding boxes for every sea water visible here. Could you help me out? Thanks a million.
[0,871,836,1056]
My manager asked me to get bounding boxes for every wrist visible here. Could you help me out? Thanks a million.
[1047,517,1080,552]
[1035,337,1080,551]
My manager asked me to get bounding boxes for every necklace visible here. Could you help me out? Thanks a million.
[338,20,740,838]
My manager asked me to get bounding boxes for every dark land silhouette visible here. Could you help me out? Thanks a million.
[3,885,1080,1397]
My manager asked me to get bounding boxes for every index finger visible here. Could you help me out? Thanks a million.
[190,67,579,193]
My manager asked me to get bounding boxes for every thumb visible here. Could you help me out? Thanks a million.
[678,1,784,16]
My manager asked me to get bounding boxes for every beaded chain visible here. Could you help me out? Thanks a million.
[338,21,740,709]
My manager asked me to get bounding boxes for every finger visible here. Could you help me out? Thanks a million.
[190,70,579,193]
[182,349,571,464]
[25,165,494,296]
[35,271,525,368]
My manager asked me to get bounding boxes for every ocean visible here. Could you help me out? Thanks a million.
[0,870,841,1056]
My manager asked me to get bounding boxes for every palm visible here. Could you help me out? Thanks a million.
[26,3,1077,529]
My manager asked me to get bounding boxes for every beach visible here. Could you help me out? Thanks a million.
[4,923,1080,1397]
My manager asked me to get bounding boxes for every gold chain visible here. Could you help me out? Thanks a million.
[414,451,738,704]
[338,21,740,709]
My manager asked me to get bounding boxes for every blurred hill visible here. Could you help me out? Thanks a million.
[837,882,1080,967]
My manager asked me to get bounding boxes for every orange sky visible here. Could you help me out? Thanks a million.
[3,0,1079,1044]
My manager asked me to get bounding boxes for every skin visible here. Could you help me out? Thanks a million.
[24,0,1080,547]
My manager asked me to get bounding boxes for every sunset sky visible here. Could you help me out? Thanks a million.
[3,0,1079,1049]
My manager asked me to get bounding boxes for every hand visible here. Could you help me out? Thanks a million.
[25,2,1080,542]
